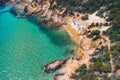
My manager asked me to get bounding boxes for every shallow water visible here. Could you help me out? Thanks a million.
[0,7,75,80]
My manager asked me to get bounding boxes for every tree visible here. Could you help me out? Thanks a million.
[91,30,100,35]
[101,64,112,73]
[80,64,87,69]
[115,64,120,69]
[82,14,89,20]
[82,73,98,80]
[104,22,109,26]
[96,23,99,26]
[90,57,102,62]
[91,61,103,71]
[89,22,95,28]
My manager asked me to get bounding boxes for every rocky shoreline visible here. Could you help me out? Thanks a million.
[43,60,66,73]
[43,57,88,80]
[4,0,66,27]
[2,0,111,80]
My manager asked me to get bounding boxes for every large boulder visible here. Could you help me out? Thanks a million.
[43,60,66,73]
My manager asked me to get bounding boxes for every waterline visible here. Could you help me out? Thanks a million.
[0,6,75,80]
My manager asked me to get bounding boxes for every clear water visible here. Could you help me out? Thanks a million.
[0,7,75,80]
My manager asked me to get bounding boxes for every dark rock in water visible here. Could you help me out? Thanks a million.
[21,11,33,18]
[0,2,5,9]
[24,6,29,12]
[38,20,48,25]
[43,60,66,73]
[70,49,75,53]
[10,6,19,15]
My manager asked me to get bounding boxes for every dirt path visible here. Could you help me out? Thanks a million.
[101,35,114,77]
[108,52,114,77]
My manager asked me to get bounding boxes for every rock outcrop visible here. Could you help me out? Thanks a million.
[43,60,66,73]
[54,57,82,80]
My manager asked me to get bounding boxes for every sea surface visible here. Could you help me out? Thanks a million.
[0,6,75,80]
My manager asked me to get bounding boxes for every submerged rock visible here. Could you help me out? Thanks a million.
[38,20,48,25]
[10,6,19,15]
[10,3,26,16]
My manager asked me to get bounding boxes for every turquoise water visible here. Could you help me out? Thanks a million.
[0,7,75,80]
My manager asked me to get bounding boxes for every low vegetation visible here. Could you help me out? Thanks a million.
[88,30,101,41]
[1,0,120,79]
[81,14,89,20]
[70,0,120,80]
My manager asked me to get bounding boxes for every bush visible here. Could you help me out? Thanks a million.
[89,22,95,28]
[90,57,102,62]
[102,57,110,63]
[70,74,79,79]
[115,64,120,69]
[91,30,100,35]
[101,64,112,73]
[96,23,99,26]
[91,61,103,71]
[82,14,89,20]
[82,73,98,80]
[80,64,87,69]
[104,22,109,26]
[75,64,87,73]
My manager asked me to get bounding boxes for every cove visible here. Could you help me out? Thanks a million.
[0,7,75,80]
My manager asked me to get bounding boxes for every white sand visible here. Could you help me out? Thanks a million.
[87,11,106,24]
[99,26,110,31]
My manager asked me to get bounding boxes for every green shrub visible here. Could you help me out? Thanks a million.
[91,61,103,71]
[101,64,112,73]
[96,23,99,26]
[115,64,120,69]
[82,14,89,20]
[91,30,100,35]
